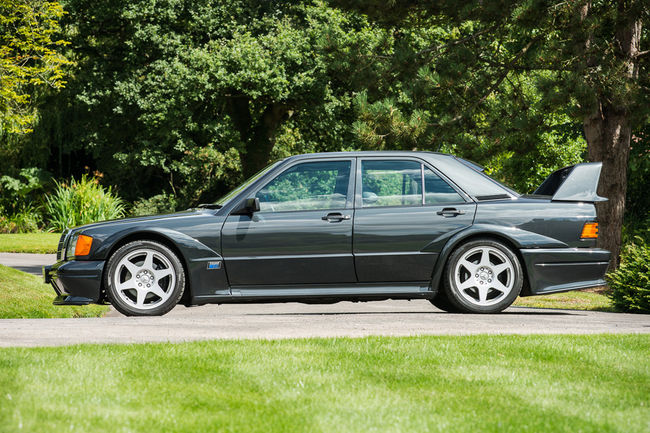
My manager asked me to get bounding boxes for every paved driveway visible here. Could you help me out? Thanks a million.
[1,253,648,347]
[1,300,649,347]
[0,253,56,276]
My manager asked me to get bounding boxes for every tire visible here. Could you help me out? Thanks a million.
[429,291,462,313]
[104,240,185,316]
[441,238,523,313]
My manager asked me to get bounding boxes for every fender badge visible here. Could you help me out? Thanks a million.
[207,261,222,270]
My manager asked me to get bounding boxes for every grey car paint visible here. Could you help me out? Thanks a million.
[43,151,610,308]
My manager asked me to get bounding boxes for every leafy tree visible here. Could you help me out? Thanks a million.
[0,0,69,133]
[338,0,649,268]
[35,0,389,206]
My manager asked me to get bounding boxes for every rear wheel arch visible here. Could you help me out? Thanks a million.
[100,231,192,305]
[431,231,531,296]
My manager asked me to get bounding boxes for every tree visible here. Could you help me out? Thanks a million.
[34,0,389,205]
[337,0,649,268]
[0,0,69,134]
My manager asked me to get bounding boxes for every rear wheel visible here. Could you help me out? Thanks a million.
[441,238,523,313]
[104,240,185,316]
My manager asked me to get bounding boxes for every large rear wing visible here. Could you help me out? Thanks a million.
[534,162,607,202]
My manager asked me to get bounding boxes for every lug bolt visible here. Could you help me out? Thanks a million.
[475,274,479,278]
[138,283,142,287]
[147,284,151,288]
[488,279,492,283]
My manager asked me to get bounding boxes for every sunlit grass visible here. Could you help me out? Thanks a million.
[0,335,647,433]
[0,264,108,318]
[0,233,60,254]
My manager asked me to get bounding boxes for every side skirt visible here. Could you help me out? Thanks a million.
[191,282,435,305]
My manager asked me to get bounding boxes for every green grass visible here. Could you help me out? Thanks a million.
[514,289,613,311]
[0,335,647,433]
[0,232,60,253]
[0,264,108,318]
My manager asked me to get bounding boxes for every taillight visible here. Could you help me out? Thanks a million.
[580,222,599,239]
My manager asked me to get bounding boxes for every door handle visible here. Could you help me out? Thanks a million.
[436,208,465,217]
[322,212,351,222]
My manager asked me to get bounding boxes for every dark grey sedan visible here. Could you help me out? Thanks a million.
[44,151,610,316]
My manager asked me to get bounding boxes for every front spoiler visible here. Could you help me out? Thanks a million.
[520,248,610,296]
[43,260,105,304]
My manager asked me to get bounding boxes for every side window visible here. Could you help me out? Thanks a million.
[424,167,464,204]
[255,161,351,212]
[361,160,422,207]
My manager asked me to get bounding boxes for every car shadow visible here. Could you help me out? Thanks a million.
[246,310,577,316]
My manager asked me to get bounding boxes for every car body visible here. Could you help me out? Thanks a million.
[43,151,610,316]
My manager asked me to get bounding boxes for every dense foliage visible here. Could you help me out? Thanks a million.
[0,0,646,271]
[0,0,70,134]
[607,237,650,313]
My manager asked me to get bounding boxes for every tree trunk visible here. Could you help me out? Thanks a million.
[582,2,641,270]
[584,105,631,270]
[227,98,288,178]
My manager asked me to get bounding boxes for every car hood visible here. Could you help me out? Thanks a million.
[71,209,211,233]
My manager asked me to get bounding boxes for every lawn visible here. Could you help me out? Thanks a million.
[0,264,108,318]
[0,232,60,254]
[514,289,612,311]
[0,335,647,433]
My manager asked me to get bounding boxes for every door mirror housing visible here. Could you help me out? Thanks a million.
[233,197,260,215]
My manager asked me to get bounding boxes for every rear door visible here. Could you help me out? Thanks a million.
[221,158,356,286]
[353,157,476,282]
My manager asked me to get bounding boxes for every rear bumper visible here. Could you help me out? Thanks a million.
[43,260,105,305]
[520,248,610,296]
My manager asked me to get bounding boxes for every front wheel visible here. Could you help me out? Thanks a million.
[441,238,523,313]
[104,240,185,316]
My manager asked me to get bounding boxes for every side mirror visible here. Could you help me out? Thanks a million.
[245,197,260,213]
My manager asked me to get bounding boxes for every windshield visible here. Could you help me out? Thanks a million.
[214,160,282,206]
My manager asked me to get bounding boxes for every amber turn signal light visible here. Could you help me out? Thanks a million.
[580,222,599,239]
[74,235,93,256]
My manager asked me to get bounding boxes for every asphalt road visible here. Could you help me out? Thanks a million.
[0,252,56,276]
[1,300,649,347]
[1,253,649,347]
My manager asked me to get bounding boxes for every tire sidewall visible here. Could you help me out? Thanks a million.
[444,238,523,313]
[104,240,185,316]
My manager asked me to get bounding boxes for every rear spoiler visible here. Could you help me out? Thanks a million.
[534,162,607,202]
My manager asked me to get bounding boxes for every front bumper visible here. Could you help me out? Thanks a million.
[520,248,610,296]
[43,260,105,305]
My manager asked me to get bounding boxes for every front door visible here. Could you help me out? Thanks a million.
[353,158,476,282]
[221,159,356,286]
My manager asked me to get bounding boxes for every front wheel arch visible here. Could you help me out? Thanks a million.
[100,232,191,305]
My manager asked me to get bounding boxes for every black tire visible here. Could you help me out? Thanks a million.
[104,240,185,316]
[442,238,523,314]
[429,290,462,313]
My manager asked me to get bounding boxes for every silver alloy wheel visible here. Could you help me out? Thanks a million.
[453,246,515,307]
[112,248,176,310]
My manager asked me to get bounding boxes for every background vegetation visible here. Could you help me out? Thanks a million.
[0,0,647,306]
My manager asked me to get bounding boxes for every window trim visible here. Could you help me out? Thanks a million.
[354,156,471,209]
[247,157,356,214]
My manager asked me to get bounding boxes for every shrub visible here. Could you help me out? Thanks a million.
[607,237,650,313]
[130,193,178,216]
[44,175,126,232]
[0,205,43,233]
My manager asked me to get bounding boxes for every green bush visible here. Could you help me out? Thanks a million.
[130,193,178,216]
[0,205,43,233]
[607,237,650,313]
[44,175,126,231]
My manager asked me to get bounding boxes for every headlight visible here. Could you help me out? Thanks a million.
[65,233,94,258]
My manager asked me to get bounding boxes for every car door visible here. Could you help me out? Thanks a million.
[353,158,476,282]
[221,158,356,286]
